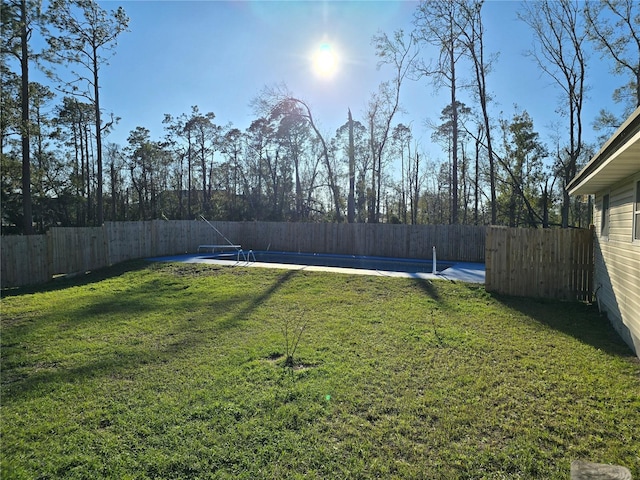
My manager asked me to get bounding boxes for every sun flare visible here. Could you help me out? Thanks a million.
[313,43,338,78]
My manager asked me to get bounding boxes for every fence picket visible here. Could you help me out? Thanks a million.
[485,226,593,302]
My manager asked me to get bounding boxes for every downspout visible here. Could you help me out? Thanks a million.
[593,284,602,314]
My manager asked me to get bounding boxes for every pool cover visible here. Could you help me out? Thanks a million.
[147,251,486,283]
[203,251,452,274]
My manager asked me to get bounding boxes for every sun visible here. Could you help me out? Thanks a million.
[313,43,338,78]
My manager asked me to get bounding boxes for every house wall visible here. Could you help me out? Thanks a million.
[593,174,640,356]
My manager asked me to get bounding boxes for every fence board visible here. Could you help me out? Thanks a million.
[1,235,49,288]
[48,227,108,275]
[485,226,594,301]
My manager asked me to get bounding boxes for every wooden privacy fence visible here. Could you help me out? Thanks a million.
[1,235,49,288]
[222,222,485,261]
[1,221,486,288]
[485,226,594,302]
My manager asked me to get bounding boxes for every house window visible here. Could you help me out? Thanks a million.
[634,181,640,241]
[601,193,610,237]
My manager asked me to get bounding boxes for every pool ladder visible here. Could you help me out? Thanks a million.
[236,249,256,262]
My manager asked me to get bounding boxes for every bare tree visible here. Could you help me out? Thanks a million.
[391,123,412,223]
[257,85,343,221]
[414,1,469,224]
[455,0,497,224]
[284,97,342,222]
[472,123,484,225]
[584,0,640,135]
[272,106,313,221]
[519,0,587,228]
[368,29,417,223]
[347,109,356,223]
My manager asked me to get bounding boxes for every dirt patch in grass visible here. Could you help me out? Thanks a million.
[155,262,224,277]
[264,352,319,371]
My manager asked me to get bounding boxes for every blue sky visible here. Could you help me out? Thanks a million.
[70,1,627,162]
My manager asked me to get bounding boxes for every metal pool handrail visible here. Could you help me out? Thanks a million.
[236,249,256,262]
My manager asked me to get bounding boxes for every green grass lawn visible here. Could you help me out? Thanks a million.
[2,261,639,479]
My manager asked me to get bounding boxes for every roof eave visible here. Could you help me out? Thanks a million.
[567,107,640,195]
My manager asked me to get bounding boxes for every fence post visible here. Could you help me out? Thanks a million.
[102,223,113,267]
[152,220,158,257]
[587,224,595,303]
[485,226,493,292]
[46,229,54,280]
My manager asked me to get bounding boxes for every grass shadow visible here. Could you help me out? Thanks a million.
[410,278,442,302]
[2,348,156,402]
[2,266,301,402]
[490,292,635,358]
[0,260,150,298]
[217,269,299,330]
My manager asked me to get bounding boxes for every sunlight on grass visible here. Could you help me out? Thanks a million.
[2,262,639,479]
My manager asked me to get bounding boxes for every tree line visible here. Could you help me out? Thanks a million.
[2,0,638,234]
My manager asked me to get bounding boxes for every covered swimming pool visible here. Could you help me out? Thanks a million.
[148,251,485,283]
[205,251,452,273]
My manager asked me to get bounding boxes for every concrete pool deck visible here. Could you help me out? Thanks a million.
[148,254,486,284]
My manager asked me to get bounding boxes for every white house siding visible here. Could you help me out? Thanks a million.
[593,177,640,355]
